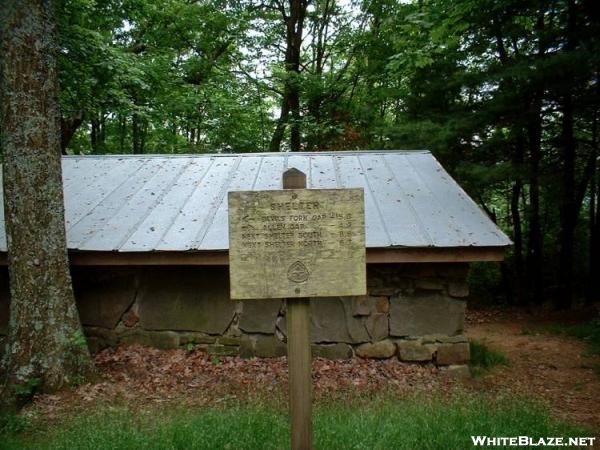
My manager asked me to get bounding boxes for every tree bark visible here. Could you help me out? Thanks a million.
[269,0,308,152]
[587,108,598,304]
[0,0,94,406]
[526,9,546,305]
[269,101,290,152]
[132,113,143,154]
[119,114,126,153]
[527,92,544,305]
[90,113,99,154]
[556,0,578,309]
[60,112,83,154]
[510,131,525,305]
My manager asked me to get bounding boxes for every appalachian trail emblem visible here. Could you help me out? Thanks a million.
[287,261,310,283]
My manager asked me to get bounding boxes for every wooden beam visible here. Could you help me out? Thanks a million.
[0,246,506,267]
[282,167,313,450]
[365,247,506,263]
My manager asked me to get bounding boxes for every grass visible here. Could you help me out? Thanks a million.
[469,340,509,376]
[545,319,600,358]
[0,394,589,450]
[545,319,600,376]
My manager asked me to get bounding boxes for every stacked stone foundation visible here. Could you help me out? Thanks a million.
[0,263,470,366]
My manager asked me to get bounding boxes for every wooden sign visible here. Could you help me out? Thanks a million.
[228,188,366,300]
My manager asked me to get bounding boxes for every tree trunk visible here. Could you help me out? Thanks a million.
[269,101,290,152]
[269,0,308,152]
[527,92,544,305]
[99,111,106,149]
[526,9,546,305]
[60,112,84,154]
[119,114,126,153]
[592,173,600,303]
[90,114,99,154]
[556,0,578,309]
[132,113,142,154]
[0,0,94,406]
[510,130,525,305]
[587,108,598,304]
[557,94,576,309]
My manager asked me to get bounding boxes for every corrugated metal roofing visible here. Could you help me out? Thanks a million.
[0,151,511,252]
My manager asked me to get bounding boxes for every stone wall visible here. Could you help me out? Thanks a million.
[0,263,470,366]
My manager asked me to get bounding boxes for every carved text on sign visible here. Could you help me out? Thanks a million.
[228,188,366,299]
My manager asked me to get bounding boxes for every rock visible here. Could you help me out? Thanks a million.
[218,336,241,346]
[389,292,465,337]
[356,340,396,359]
[436,343,470,365]
[239,299,282,333]
[137,267,236,334]
[397,340,434,361]
[86,336,109,353]
[120,330,180,349]
[448,282,469,298]
[122,309,139,328]
[366,313,388,342]
[368,287,397,296]
[421,334,467,344]
[374,296,389,314]
[367,266,410,295]
[398,264,437,278]
[179,332,216,345]
[439,364,471,379]
[309,297,370,343]
[414,278,445,291]
[84,326,118,351]
[312,343,353,359]
[240,334,286,358]
[352,296,371,316]
[254,335,286,357]
[275,315,287,338]
[441,334,468,344]
[435,264,469,278]
[239,335,255,358]
[73,268,137,329]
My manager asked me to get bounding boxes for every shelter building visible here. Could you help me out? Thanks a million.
[0,151,510,365]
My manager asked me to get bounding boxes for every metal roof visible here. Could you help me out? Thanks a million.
[0,151,511,252]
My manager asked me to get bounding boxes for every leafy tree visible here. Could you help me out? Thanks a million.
[1,0,94,408]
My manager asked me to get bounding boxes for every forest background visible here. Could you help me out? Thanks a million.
[9,0,600,309]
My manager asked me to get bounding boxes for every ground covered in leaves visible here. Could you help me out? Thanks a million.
[33,347,445,423]
[18,307,600,437]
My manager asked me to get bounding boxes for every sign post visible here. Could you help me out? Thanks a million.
[228,168,366,450]
[283,168,313,450]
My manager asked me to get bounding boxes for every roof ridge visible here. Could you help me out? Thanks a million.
[61,150,431,159]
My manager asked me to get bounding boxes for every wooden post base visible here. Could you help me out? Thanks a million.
[286,297,313,450]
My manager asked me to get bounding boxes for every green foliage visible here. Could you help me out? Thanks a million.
[469,340,509,375]
[0,395,588,449]
[545,320,600,357]
[8,378,42,405]
[6,0,598,305]
[0,412,31,435]
[66,331,87,349]
[467,262,505,306]
[10,378,41,398]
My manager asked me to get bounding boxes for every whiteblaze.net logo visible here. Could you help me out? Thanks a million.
[471,436,597,447]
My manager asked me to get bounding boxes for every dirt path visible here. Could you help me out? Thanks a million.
[466,314,600,432]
